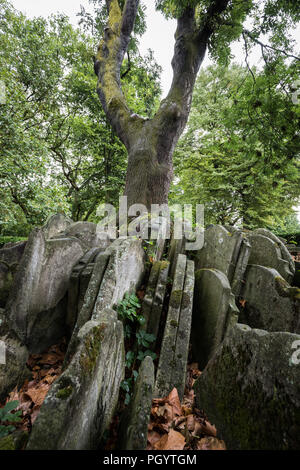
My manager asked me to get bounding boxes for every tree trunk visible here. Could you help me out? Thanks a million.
[94,0,230,208]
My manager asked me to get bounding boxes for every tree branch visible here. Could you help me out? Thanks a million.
[152,1,230,163]
[243,29,300,61]
[94,0,141,148]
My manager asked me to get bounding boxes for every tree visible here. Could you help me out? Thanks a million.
[93,0,300,208]
[171,63,300,229]
[0,1,161,234]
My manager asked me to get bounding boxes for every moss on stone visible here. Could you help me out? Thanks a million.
[275,276,300,299]
[80,324,106,373]
[169,290,182,308]
[0,435,15,450]
[56,385,73,400]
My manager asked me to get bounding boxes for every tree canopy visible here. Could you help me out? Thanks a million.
[171,61,300,229]
[0,0,299,236]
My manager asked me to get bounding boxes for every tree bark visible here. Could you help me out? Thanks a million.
[95,0,230,208]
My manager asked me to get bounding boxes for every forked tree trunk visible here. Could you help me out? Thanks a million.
[94,0,229,208]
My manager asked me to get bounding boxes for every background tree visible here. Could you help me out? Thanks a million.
[94,0,300,208]
[171,63,300,229]
[0,0,161,235]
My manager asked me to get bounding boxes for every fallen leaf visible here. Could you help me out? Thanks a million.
[147,431,162,448]
[154,429,186,450]
[166,388,182,417]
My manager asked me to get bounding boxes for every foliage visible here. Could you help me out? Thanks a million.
[0,0,161,236]
[171,62,300,229]
[117,292,156,405]
[117,292,144,325]
[0,236,27,248]
[0,401,22,438]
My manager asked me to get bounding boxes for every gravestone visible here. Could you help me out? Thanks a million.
[240,265,300,333]
[194,323,300,450]
[27,309,124,450]
[119,356,155,450]
[195,225,250,297]
[155,254,195,399]
[192,268,239,369]
[141,260,170,345]
[5,229,84,353]
[248,232,294,283]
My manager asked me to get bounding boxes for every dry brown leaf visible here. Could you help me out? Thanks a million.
[147,431,163,448]
[197,436,226,450]
[154,429,186,451]
[25,384,49,407]
[187,414,195,432]
[166,388,182,417]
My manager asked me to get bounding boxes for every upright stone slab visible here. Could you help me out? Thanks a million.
[240,265,300,333]
[119,356,155,450]
[43,214,73,240]
[5,228,84,353]
[27,309,125,450]
[66,248,102,335]
[141,260,170,344]
[248,232,294,283]
[92,238,145,319]
[168,237,185,280]
[195,225,249,289]
[155,255,194,399]
[192,268,239,369]
[194,324,300,450]
[255,228,295,278]
[63,221,110,251]
[172,259,195,399]
[0,318,30,402]
[0,241,27,308]
[231,237,251,296]
[64,252,110,365]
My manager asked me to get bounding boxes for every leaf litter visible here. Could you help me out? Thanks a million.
[147,363,226,451]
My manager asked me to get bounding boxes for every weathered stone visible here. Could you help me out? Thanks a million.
[155,254,186,398]
[43,214,73,240]
[231,237,251,296]
[92,238,145,319]
[66,248,103,336]
[0,319,30,403]
[195,225,249,292]
[63,221,110,251]
[192,268,239,370]
[64,252,110,366]
[155,255,194,400]
[168,236,185,280]
[172,259,195,399]
[119,356,155,450]
[154,234,166,262]
[248,232,294,283]
[0,241,27,308]
[240,265,300,333]
[194,323,300,450]
[141,260,169,345]
[27,308,125,450]
[255,228,295,277]
[5,229,84,353]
